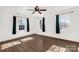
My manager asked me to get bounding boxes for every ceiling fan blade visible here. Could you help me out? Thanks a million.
[38,11,42,14]
[27,9,34,11]
[39,9,46,11]
[32,11,36,14]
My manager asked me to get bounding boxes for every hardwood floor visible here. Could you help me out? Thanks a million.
[0,34,79,52]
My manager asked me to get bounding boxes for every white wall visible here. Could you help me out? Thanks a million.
[0,8,34,42]
[0,6,79,42]
[35,7,79,42]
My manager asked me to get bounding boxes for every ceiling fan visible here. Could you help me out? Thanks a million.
[27,6,47,14]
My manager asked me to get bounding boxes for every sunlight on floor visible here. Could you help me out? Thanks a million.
[20,37,34,42]
[1,37,34,50]
[46,45,66,52]
[1,41,21,50]
[78,47,79,52]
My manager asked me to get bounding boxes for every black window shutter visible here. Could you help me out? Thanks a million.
[12,16,16,34]
[56,15,60,33]
[27,18,30,32]
[42,17,45,32]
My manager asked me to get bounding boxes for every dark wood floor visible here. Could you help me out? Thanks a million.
[0,34,79,52]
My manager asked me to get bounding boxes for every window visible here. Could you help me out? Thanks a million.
[19,25,25,30]
[59,14,70,30]
[18,18,25,30]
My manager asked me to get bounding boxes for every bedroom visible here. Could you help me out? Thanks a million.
[0,6,79,52]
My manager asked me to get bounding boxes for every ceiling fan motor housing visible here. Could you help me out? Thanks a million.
[35,6,39,11]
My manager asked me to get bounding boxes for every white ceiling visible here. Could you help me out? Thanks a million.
[0,6,76,11]
[0,6,78,17]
